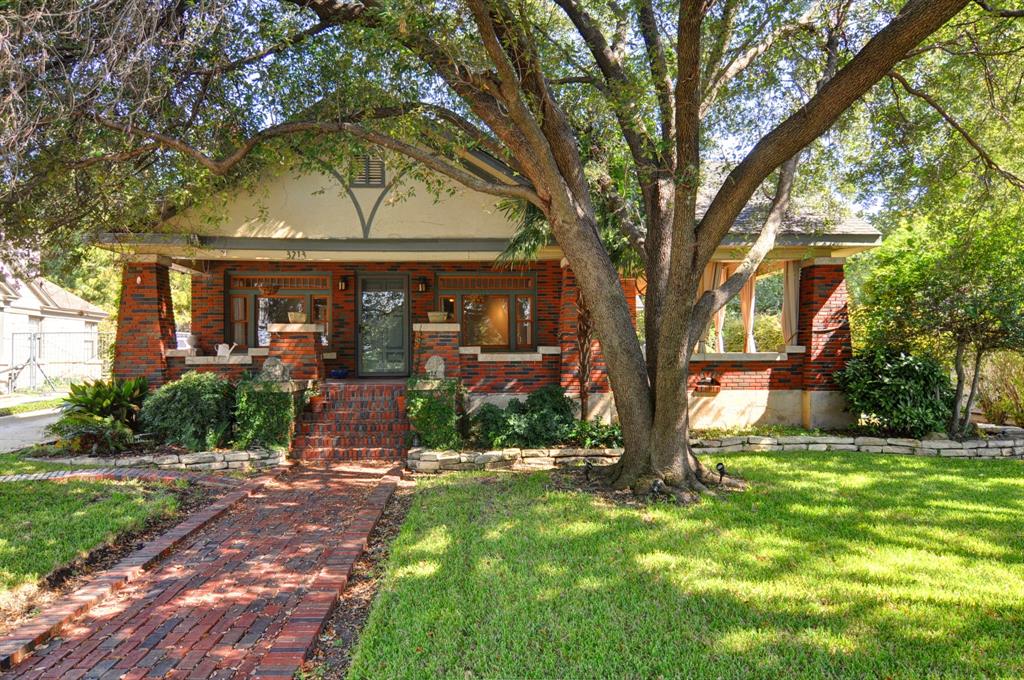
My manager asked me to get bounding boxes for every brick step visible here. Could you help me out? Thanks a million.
[302,410,406,421]
[297,422,410,435]
[297,447,405,461]
[294,383,411,462]
[296,432,408,447]
[297,435,410,449]
[299,421,408,432]
[321,386,406,399]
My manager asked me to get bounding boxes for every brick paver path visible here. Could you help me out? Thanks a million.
[4,463,399,679]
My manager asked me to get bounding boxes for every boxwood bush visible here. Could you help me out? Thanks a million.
[140,371,235,451]
[836,348,954,438]
[470,386,577,448]
[406,377,463,450]
[234,377,295,449]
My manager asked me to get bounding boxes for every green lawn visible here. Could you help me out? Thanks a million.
[0,397,65,418]
[0,478,179,608]
[0,450,81,476]
[348,452,1024,679]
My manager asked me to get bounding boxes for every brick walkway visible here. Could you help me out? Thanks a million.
[3,463,400,679]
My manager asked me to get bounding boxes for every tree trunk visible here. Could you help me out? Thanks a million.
[576,290,593,421]
[957,346,985,437]
[950,342,967,436]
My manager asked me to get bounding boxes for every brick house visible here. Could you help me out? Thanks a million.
[101,154,878,459]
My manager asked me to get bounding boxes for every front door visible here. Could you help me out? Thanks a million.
[357,275,409,377]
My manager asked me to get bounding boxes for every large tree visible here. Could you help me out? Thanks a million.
[3,0,1021,495]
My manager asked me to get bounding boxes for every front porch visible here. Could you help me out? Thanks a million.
[111,254,855,446]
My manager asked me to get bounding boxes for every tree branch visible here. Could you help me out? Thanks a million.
[187,21,333,76]
[889,70,1024,188]
[595,172,648,264]
[638,0,675,153]
[973,0,1024,17]
[700,2,821,119]
[695,0,971,268]
[552,0,657,169]
[89,115,542,204]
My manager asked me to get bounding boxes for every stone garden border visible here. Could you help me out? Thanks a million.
[407,434,1024,473]
[26,449,288,472]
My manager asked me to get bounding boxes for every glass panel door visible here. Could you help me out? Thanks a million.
[357,275,409,376]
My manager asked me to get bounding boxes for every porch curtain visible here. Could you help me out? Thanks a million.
[780,261,801,347]
[696,262,757,352]
[695,263,727,353]
[738,271,757,353]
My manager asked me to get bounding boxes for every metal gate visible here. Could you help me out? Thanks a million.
[2,331,113,393]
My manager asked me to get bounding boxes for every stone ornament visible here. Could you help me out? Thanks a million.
[259,356,291,381]
[424,355,446,379]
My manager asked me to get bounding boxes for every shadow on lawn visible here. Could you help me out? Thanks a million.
[349,452,1024,680]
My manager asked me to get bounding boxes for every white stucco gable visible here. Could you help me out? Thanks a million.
[164,161,518,242]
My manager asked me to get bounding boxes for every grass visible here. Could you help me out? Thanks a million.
[0,450,83,476]
[691,423,824,439]
[0,478,179,602]
[0,398,66,418]
[348,452,1024,679]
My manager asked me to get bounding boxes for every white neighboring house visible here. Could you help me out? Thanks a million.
[0,272,108,393]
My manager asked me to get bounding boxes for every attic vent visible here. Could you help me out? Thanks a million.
[352,156,385,187]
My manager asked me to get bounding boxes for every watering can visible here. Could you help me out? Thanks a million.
[215,343,237,358]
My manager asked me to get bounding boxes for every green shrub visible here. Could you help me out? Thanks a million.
[406,377,463,450]
[234,377,295,449]
[46,414,134,455]
[715,313,786,352]
[469,403,514,449]
[979,351,1024,426]
[140,372,235,450]
[567,419,623,448]
[836,348,954,437]
[63,377,148,430]
[470,386,577,448]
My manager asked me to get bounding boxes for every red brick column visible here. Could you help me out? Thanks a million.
[798,260,854,428]
[412,324,461,378]
[798,261,852,390]
[558,262,580,396]
[113,257,176,386]
[268,325,324,381]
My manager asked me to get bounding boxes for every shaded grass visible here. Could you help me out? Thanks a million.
[0,479,179,598]
[349,452,1024,679]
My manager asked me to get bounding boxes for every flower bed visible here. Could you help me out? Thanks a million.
[407,433,1024,473]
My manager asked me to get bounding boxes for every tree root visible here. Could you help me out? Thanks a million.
[632,470,747,504]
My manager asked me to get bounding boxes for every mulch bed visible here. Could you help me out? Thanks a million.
[301,481,414,678]
[0,479,219,636]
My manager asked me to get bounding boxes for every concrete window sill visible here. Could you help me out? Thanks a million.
[459,346,561,362]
